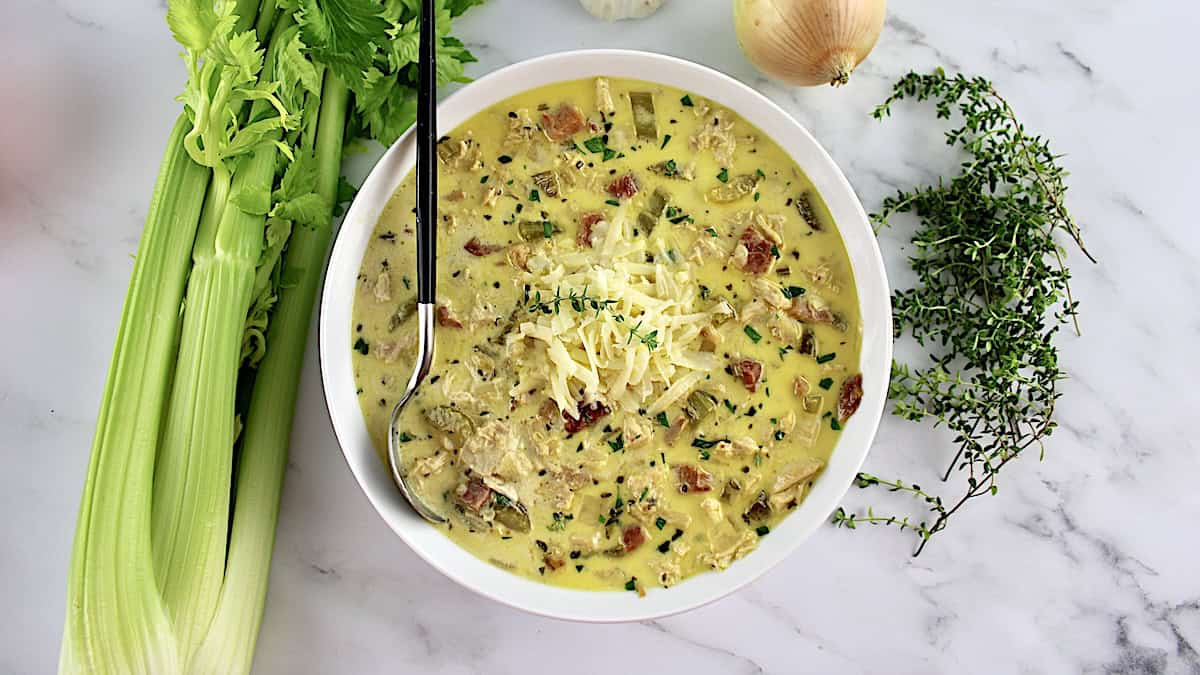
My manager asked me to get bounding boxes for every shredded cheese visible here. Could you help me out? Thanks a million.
[512,208,717,419]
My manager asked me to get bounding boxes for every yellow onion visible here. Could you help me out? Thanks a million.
[734,0,886,86]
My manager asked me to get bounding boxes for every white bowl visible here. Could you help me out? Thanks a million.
[319,49,891,622]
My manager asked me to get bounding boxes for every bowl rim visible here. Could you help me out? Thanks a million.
[318,48,892,622]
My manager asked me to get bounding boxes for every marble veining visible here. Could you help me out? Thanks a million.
[2,0,1198,673]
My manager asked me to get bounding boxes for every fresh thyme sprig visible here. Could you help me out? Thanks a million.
[526,284,660,350]
[834,70,1092,555]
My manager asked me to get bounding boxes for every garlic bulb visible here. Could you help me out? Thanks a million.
[579,0,666,21]
[734,0,886,86]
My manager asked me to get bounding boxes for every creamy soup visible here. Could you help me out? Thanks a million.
[351,77,863,593]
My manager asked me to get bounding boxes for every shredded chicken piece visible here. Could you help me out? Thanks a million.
[688,234,727,263]
[805,262,839,291]
[412,451,449,480]
[714,436,758,458]
[769,315,804,344]
[701,497,723,523]
[704,525,757,570]
[779,411,797,435]
[769,456,824,511]
[459,421,532,501]
[622,415,653,448]
[504,108,538,151]
[375,340,404,364]
[595,77,615,115]
[506,243,531,271]
[751,277,790,310]
[691,108,738,165]
[373,270,391,303]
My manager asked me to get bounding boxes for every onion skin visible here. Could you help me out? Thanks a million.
[734,0,886,87]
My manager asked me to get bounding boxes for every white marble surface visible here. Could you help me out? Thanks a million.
[3,0,1198,673]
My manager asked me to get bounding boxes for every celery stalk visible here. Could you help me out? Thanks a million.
[59,114,208,675]
[151,13,293,666]
[191,73,348,675]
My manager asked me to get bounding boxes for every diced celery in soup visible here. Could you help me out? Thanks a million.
[351,77,864,592]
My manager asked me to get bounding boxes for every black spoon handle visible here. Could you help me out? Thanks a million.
[415,0,437,305]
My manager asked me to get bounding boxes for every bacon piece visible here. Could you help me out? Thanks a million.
[457,478,492,512]
[838,373,863,422]
[787,297,836,325]
[544,554,566,571]
[577,211,603,248]
[676,464,713,493]
[463,236,502,257]
[606,174,639,199]
[730,359,762,393]
[738,227,774,275]
[436,305,463,328]
[622,525,646,553]
[541,103,586,141]
[562,401,610,435]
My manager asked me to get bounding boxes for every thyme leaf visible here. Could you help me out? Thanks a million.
[834,70,1093,556]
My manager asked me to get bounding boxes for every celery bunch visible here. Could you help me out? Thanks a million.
[59,1,483,673]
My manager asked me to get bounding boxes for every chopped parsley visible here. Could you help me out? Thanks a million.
[680,94,694,107]
[479,174,489,184]
[542,221,554,239]
[755,525,770,536]
[583,137,605,153]
[819,377,834,390]
[624,578,638,592]
[608,433,625,452]
[657,540,671,553]
[353,337,369,355]
[655,516,667,530]
[756,168,766,178]
[529,189,540,202]
[716,167,729,183]
[655,411,670,428]
[699,284,711,300]
[744,325,762,343]
[691,437,726,449]
[816,352,837,364]
[605,198,621,207]
[549,512,568,531]
[781,285,805,299]
[754,191,761,202]
[705,227,719,238]
[831,418,843,431]
[660,133,672,149]
[602,148,617,162]
[497,154,512,164]
[396,431,414,443]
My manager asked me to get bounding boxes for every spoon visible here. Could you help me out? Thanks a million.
[386,0,446,524]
